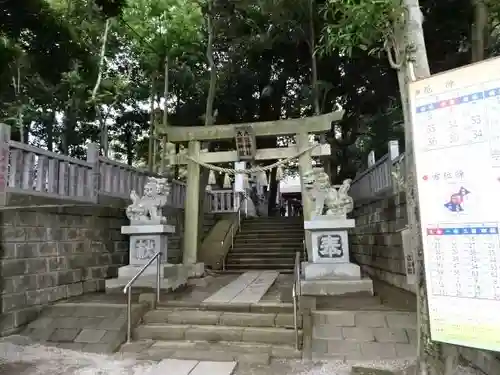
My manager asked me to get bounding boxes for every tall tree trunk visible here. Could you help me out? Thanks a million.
[47,110,55,151]
[161,56,169,174]
[92,18,111,157]
[148,73,157,172]
[395,1,459,374]
[198,0,217,240]
[471,0,488,62]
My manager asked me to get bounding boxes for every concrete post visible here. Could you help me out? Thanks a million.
[183,140,201,265]
[86,143,100,203]
[0,124,10,206]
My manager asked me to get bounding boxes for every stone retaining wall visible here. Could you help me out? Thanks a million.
[348,192,500,374]
[0,204,128,336]
[349,192,411,292]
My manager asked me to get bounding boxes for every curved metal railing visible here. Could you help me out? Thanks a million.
[292,251,301,349]
[123,252,162,342]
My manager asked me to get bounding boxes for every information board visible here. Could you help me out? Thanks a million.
[409,56,500,351]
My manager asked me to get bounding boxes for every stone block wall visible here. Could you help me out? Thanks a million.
[349,192,411,292]
[348,192,500,374]
[0,204,129,336]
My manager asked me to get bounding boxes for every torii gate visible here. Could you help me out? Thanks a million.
[164,111,344,266]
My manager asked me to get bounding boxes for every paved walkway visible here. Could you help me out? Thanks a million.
[203,271,279,304]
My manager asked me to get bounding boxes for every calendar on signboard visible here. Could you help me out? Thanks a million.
[410,56,500,352]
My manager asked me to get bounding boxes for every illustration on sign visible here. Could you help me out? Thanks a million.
[444,187,471,212]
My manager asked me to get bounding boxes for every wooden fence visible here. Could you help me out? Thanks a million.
[0,123,205,210]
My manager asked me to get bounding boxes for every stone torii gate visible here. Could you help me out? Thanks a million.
[164,111,344,266]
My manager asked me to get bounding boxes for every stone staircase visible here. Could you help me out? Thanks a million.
[225,216,304,272]
[124,301,302,364]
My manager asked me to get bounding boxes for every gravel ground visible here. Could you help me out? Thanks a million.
[0,337,483,375]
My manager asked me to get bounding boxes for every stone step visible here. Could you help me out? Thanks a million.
[237,229,304,235]
[240,225,304,231]
[134,324,302,346]
[157,300,294,314]
[225,264,295,271]
[238,229,304,235]
[227,251,302,257]
[121,339,300,364]
[143,308,299,329]
[301,279,374,297]
[226,258,295,265]
[224,268,294,274]
[232,241,302,247]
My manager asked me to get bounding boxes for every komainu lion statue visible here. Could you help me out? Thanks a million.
[126,177,171,224]
[302,168,353,218]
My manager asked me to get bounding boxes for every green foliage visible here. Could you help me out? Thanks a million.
[319,0,403,56]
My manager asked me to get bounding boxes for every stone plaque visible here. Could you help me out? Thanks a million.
[317,234,343,258]
[133,238,157,260]
[310,229,350,264]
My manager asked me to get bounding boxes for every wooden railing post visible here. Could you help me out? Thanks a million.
[388,140,400,160]
[0,124,10,206]
[87,143,100,203]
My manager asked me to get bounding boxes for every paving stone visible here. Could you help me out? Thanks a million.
[97,317,126,331]
[73,306,100,317]
[185,325,243,342]
[359,342,397,359]
[373,328,408,343]
[28,328,55,342]
[100,330,126,344]
[74,317,104,329]
[56,317,79,329]
[150,359,198,375]
[27,317,54,329]
[190,360,238,375]
[49,328,80,342]
[326,339,361,356]
[342,327,375,342]
[354,312,387,327]
[74,329,106,343]
[219,312,275,327]
[313,311,355,326]
[312,324,342,340]
[47,306,75,317]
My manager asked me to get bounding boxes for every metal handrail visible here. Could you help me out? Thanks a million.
[123,252,162,342]
[292,251,301,350]
[221,192,246,270]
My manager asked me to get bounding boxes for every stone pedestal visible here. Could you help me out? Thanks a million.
[119,224,175,278]
[302,218,361,280]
